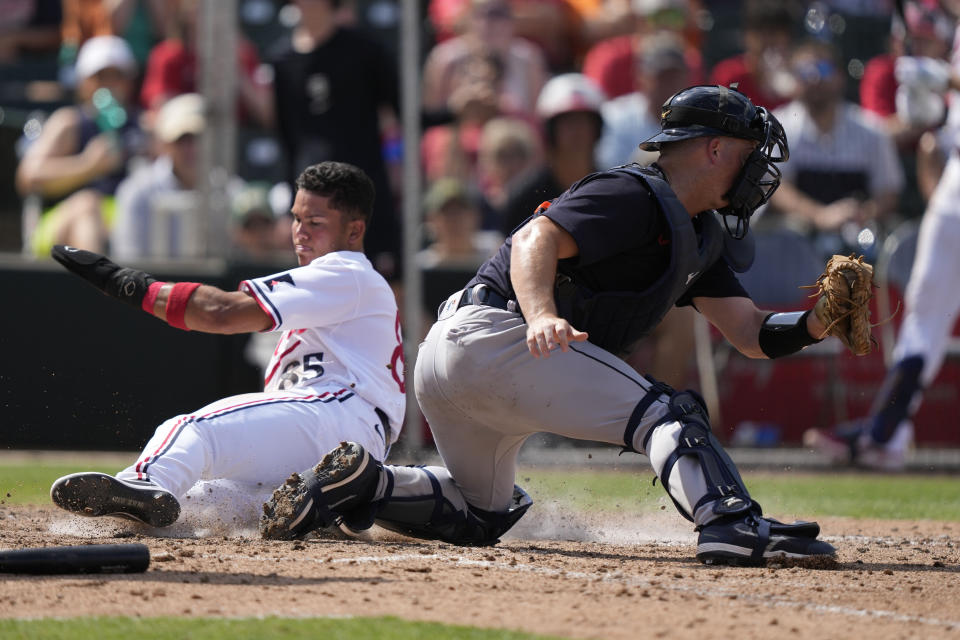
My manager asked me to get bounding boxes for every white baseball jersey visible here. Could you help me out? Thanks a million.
[240,250,406,433]
[892,25,960,385]
[119,250,405,502]
[945,24,960,147]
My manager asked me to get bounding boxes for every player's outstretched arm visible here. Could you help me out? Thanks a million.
[694,295,769,358]
[51,245,271,335]
[146,284,271,334]
[694,295,824,360]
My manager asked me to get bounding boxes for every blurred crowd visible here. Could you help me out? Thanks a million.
[2,1,954,324]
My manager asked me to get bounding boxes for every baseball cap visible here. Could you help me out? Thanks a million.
[423,177,474,213]
[232,182,275,226]
[535,73,606,120]
[155,93,206,143]
[640,34,687,75]
[75,35,137,81]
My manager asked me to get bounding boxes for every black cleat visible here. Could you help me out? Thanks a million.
[260,441,381,540]
[50,472,181,527]
[696,513,836,566]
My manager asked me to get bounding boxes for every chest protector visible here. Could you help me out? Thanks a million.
[555,165,752,355]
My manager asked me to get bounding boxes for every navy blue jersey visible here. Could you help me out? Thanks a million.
[467,167,749,307]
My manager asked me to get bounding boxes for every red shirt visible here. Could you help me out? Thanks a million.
[140,38,261,112]
[860,54,897,117]
[582,36,634,99]
[709,54,789,110]
[583,35,704,100]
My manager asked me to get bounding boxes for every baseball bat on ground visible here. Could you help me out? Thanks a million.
[0,543,150,574]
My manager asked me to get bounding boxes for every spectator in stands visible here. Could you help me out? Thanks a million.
[769,39,905,261]
[269,0,401,279]
[0,0,61,63]
[421,51,508,186]
[230,181,291,263]
[139,0,273,128]
[568,0,637,47]
[500,73,605,235]
[422,0,548,121]
[476,115,542,228]
[16,34,145,255]
[427,0,582,73]
[59,0,172,78]
[595,31,690,169]
[418,177,504,332]
[111,92,215,259]
[708,0,799,110]
[582,0,703,101]
[419,177,503,271]
[111,93,211,259]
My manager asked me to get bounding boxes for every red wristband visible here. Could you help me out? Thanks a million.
[141,281,165,314]
[165,282,202,330]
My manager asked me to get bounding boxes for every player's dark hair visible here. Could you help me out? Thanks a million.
[295,161,375,224]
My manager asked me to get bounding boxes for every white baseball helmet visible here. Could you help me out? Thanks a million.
[535,73,606,121]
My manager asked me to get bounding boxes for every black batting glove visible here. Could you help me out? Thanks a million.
[51,245,159,309]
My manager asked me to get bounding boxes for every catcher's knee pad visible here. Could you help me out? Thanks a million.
[374,465,533,546]
[645,390,757,524]
[621,376,675,454]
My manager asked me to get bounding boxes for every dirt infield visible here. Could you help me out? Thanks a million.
[1,505,958,639]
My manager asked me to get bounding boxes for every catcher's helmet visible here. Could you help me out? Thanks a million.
[639,84,789,239]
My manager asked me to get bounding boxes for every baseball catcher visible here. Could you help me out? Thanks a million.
[261,84,841,566]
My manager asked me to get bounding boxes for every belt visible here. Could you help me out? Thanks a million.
[458,284,522,314]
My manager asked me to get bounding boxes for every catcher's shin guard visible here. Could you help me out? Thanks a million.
[644,390,756,525]
[374,465,533,546]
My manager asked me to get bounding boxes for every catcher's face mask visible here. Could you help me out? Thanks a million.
[719,106,789,239]
[639,85,791,240]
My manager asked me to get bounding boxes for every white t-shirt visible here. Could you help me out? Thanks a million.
[240,250,406,436]
[773,100,905,199]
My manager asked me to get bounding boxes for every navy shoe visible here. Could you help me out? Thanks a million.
[51,472,181,527]
[260,441,380,540]
[696,513,836,566]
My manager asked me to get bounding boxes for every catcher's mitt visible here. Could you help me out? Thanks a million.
[808,254,875,356]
